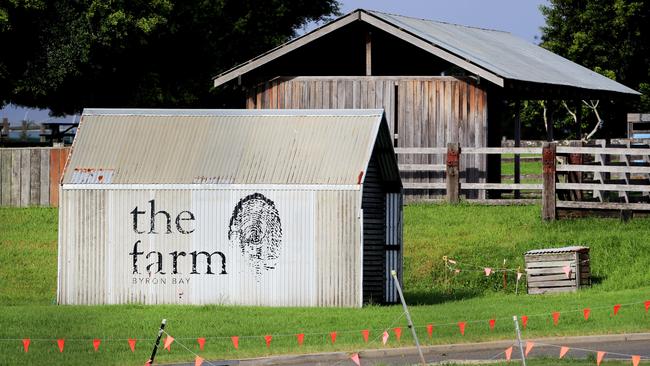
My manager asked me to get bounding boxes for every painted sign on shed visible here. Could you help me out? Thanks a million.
[58,109,402,307]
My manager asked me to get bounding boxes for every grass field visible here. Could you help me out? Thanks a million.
[1,205,649,365]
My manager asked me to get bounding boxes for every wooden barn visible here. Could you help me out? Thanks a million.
[58,109,402,307]
[212,9,638,200]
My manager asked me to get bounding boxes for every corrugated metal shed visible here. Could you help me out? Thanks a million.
[366,11,637,95]
[58,109,403,307]
[64,109,396,185]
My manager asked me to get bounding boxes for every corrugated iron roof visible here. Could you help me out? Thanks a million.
[365,11,637,95]
[212,9,638,95]
[63,109,400,185]
[525,246,590,255]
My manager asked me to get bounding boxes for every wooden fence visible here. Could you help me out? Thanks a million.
[396,142,650,219]
[395,145,542,203]
[543,142,650,220]
[0,147,69,207]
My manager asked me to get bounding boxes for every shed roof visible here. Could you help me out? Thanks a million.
[213,9,638,96]
[63,109,400,186]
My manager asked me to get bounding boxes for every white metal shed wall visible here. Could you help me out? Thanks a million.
[58,185,362,307]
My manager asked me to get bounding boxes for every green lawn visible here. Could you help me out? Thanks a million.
[1,206,649,365]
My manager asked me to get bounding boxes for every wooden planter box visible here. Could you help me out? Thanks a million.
[525,246,590,294]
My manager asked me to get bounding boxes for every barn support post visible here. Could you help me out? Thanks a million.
[575,100,582,139]
[446,142,460,204]
[365,31,372,76]
[514,100,521,199]
[542,142,557,221]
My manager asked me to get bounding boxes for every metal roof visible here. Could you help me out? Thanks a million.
[525,246,590,255]
[366,11,637,95]
[63,109,399,185]
[213,9,638,95]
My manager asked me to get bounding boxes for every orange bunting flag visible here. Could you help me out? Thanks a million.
[521,315,528,329]
[57,339,65,353]
[361,329,369,343]
[197,338,205,351]
[632,355,641,366]
[484,267,492,276]
[559,346,570,359]
[426,324,433,338]
[128,338,136,352]
[552,312,560,326]
[195,356,204,366]
[489,319,496,330]
[613,304,621,316]
[583,308,591,320]
[645,300,650,313]
[93,339,101,352]
[393,327,402,341]
[597,351,606,365]
[264,335,272,348]
[296,333,304,346]
[562,265,571,278]
[231,336,239,350]
[351,353,361,366]
[524,341,534,357]
[330,332,337,344]
[505,346,513,361]
[22,339,30,353]
[145,360,152,366]
[164,336,174,351]
[382,331,389,345]
[458,322,466,336]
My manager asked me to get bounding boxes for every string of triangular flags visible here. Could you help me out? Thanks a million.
[9,300,649,354]
[503,341,647,365]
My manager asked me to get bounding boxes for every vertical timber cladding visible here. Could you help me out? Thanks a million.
[59,187,363,307]
[247,77,488,200]
[361,155,386,303]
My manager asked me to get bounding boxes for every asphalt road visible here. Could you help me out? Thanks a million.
[169,333,650,366]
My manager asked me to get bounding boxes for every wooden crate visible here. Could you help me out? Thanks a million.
[525,246,590,294]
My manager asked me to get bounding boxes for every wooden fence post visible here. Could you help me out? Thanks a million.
[446,143,460,204]
[542,142,556,220]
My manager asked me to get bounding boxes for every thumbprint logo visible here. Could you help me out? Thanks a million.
[228,193,282,275]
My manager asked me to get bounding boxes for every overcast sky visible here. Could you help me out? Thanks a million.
[2,0,549,125]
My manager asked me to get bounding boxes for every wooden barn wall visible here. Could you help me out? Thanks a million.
[0,147,69,207]
[246,77,488,200]
[361,153,386,303]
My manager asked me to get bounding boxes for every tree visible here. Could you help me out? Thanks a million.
[0,0,339,115]
[540,0,650,112]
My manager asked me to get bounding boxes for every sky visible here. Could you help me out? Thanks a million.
[2,0,549,126]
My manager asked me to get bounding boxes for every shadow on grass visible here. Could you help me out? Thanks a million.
[404,288,484,305]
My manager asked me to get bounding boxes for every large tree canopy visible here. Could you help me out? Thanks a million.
[540,0,649,112]
[0,0,339,115]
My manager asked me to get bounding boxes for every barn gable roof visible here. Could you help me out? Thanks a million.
[63,109,401,187]
[212,9,638,96]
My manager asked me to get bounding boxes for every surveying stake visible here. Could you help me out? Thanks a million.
[147,319,167,365]
[391,270,426,366]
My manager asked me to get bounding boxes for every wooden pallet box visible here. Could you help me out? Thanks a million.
[525,246,590,294]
